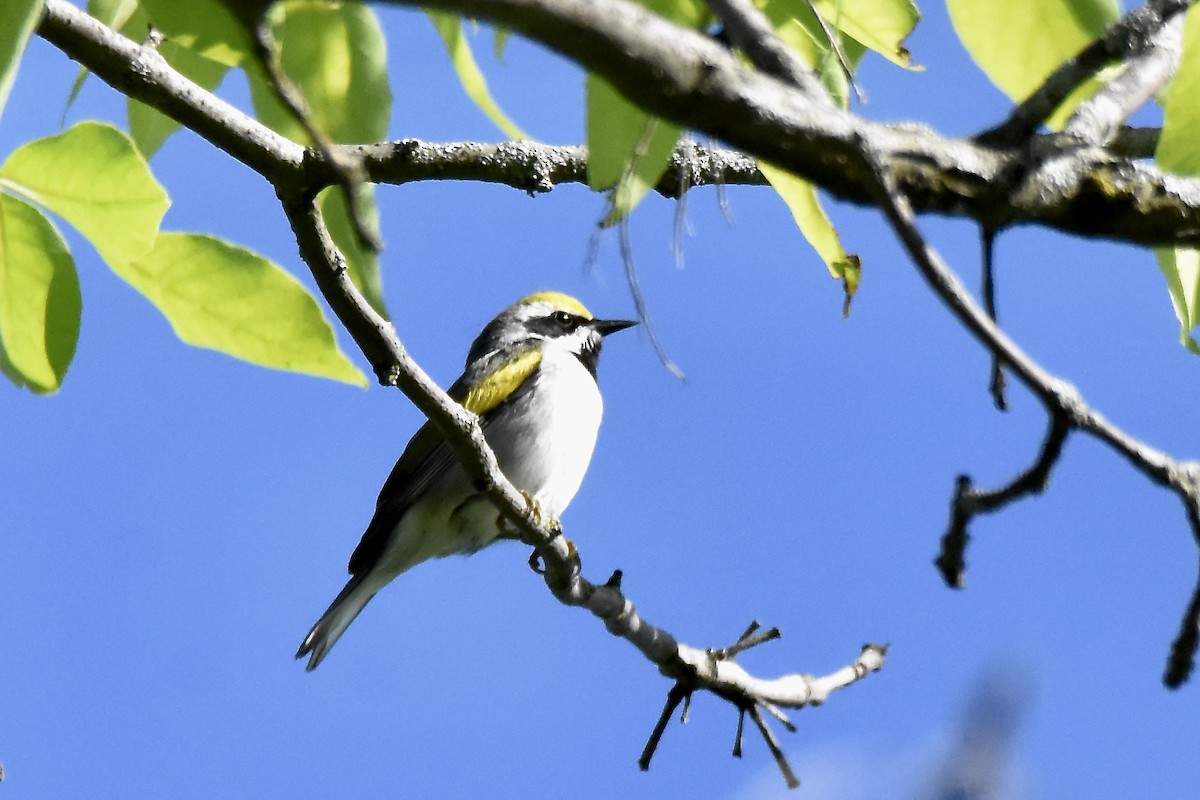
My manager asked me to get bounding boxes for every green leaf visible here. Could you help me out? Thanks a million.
[1154,9,1200,356]
[138,0,251,66]
[0,0,43,124]
[247,0,390,144]
[586,75,682,225]
[1158,5,1200,177]
[1156,247,1200,354]
[760,161,860,315]
[0,193,81,393]
[493,27,509,61]
[0,121,169,264]
[319,186,388,319]
[636,0,710,26]
[428,12,529,140]
[946,0,1119,112]
[112,233,367,385]
[129,41,229,158]
[807,0,919,68]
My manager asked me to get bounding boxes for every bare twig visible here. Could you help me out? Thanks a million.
[935,413,1071,588]
[249,14,382,253]
[857,136,1200,684]
[981,228,1006,411]
[747,704,800,789]
[803,0,866,105]
[618,219,687,380]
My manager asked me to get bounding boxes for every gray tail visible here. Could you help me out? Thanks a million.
[296,573,376,671]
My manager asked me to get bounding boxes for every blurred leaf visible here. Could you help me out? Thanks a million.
[760,161,860,315]
[320,186,388,319]
[1158,4,1200,176]
[113,233,367,385]
[809,0,919,68]
[0,0,43,124]
[247,0,390,144]
[0,193,81,393]
[946,0,1118,115]
[586,75,681,225]
[1155,248,1200,354]
[637,0,710,26]
[0,122,169,265]
[129,41,229,157]
[1154,8,1200,355]
[428,12,528,140]
[139,0,251,66]
[493,27,509,61]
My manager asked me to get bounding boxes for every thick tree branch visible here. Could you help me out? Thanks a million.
[374,0,1200,247]
[37,0,1200,248]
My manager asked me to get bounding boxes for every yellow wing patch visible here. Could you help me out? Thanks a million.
[460,349,543,415]
[519,291,593,319]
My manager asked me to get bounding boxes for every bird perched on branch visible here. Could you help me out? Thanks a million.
[297,291,636,670]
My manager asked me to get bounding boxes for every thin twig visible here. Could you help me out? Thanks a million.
[803,0,865,105]
[935,413,1071,588]
[251,18,382,253]
[618,219,687,380]
[747,704,800,789]
[981,228,1006,411]
[639,685,689,771]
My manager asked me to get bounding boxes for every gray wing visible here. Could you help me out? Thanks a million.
[345,368,536,577]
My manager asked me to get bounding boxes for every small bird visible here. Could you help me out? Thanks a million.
[297,291,636,670]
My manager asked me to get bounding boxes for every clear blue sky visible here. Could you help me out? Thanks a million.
[4,2,1199,798]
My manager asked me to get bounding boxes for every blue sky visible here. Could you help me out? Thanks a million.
[4,2,1200,798]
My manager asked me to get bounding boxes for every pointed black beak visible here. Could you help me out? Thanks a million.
[593,318,638,336]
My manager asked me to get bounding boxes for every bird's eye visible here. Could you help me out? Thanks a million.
[551,310,576,329]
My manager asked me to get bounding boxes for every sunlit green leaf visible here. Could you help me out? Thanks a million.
[112,233,367,385]
[0,193,81,393]
[636,0,710,27]
[1158,5,1200,177]
[138,0,251,66]
[428,13,529,140]
[1155,247,1200,354]
[586,75,681,225]
[809,0,919,68]
[0,0,43,124]
[247,0,390,144]
[946,0,1118,118]
[320,186,387,319]
[129,41,229,158]
[760,161,860,315]
[0,122,169,265]
[1154,8,1200,355]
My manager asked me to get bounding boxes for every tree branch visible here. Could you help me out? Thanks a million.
[37,0,1200,248]
[855,136,1200,687]
[1063,11,1186,146]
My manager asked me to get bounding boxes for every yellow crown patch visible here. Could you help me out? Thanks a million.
[518,291,593,320]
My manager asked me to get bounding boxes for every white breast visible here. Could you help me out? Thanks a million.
[485,345,604,519]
